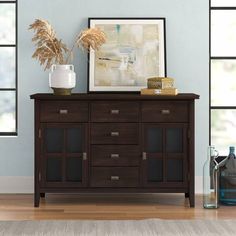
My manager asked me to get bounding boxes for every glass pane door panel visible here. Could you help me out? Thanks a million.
[211,10,236,56]
[211,0,236,7]
[0,47,15,88]
[0,91,16,132]
[45,128,63,153]
[167,159,183,182]
[147,127,162,153]
[46,157,62,182]
[166,128,183,153]
[211,60,236,106]
[66,157,82,182]
[148,158,163,182]
[66,128,83,153]
[211,109,236,155]
[0,4,15,44]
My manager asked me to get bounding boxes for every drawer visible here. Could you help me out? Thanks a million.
[91,101,139,122]
[40,101,88,122]
[142,101,188,122]
[91,123,139,144]
[90,167,139,187]
[91,145,140,166]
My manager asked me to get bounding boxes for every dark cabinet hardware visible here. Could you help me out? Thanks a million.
[161,109,170,115]
[111,109,119,114]
[111,176,120,181]
[59,109,68,114]
[110,154,120,159]
[111,131,119,137]
[83,152,87,161]
[38,129,42,139]
[142,152,147,160]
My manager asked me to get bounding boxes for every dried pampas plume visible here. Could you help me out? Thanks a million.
[29,19,106,70]
[65,28,106,64]
[77,28,106,51]
[29,19,68,70]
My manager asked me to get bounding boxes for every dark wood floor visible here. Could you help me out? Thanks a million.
[0,194,236,220]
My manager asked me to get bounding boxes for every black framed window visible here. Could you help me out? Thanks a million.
[0,0,17,135]
[210,0,236,155]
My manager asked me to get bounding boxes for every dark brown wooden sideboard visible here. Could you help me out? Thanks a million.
[30,93,199,207]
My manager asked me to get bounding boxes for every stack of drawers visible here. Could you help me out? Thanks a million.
[90,102,140,187]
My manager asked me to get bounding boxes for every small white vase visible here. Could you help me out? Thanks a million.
[49,64,76,95]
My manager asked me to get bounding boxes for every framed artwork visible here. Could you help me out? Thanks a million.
[88,18,166,92]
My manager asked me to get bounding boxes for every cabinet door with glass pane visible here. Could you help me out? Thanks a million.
[40,124,88,188]
[142,124,188,188]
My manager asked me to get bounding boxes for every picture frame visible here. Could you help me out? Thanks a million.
[88,18,166,92]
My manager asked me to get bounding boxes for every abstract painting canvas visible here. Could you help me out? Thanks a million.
[88,18,166,92]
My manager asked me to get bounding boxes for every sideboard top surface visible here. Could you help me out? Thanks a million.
[30,93,200,101]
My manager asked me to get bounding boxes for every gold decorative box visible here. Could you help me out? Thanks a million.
[147,77,174,89]
[141,88,178,96]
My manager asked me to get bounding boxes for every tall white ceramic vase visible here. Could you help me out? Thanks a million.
[49,64,76,95]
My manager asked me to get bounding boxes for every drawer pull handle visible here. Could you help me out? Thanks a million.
[111,154,120,159]
[111,132,119,137]
[111,109,119,114]
[161,109,170,115]
[59,109,68,114]
[111,176,120,181]
[142,152,147,160]
[82,152,87,161]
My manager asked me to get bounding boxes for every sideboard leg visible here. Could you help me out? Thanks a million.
[189,192,195,207]
[34,192,40,207]
[40,193,45,198]
[185,193,189,198]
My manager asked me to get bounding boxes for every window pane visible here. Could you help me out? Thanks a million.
[66,128,83,153]
[211,0,236,7]
[148,158,163,182]
[166,128,183,153]
[46,157,62,182]
[45,128,64,153]
[147,127,162,153]
[0,47,15,88]
[211,109,236,155]
[0,4,15,44]
[211,10,236,56]
[211,60,236,106]
[0,91,15,132]
[66,157,82,182]
[167,159,183,182]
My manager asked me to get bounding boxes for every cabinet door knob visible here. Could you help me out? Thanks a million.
[142,152,147,160]
[111,176,120,181]
[82,152,87,161]
[59,109,68,114]
[110,154,120,159]
[111,109,119,114]
[111,131,119,137]
[161,109,170,115]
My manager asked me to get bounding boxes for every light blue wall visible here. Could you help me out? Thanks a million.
[0,0,208,177]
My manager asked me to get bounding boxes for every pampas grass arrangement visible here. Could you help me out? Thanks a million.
[29,19,106,70]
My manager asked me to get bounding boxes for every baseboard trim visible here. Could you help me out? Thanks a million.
[0,176,34,194]
[195,176,203,194]
[0,176,203,194]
